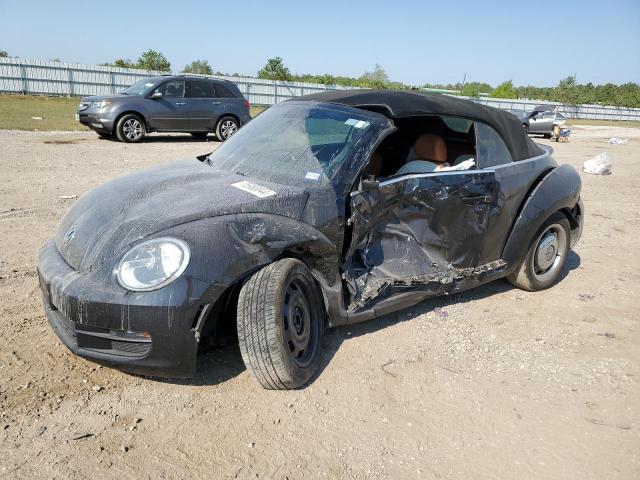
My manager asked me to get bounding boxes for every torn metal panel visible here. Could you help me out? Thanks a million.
[344,171,503,310]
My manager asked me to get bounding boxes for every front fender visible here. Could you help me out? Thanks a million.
[158,213,341,298]
[502,164,582,268]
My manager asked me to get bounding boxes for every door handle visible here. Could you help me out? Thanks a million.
[211,101,221,105]
[175,102,186,106]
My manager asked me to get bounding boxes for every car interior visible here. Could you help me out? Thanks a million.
[363,115,478,179]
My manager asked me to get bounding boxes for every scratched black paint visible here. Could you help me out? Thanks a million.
[38,90,583,378]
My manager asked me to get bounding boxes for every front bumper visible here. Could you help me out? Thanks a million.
[77,110,115,133]
[38,240,219,378]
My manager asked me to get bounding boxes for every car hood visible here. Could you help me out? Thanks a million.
[55,160,309,274]
[80,94,129,102]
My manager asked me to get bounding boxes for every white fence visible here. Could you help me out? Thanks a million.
[1,57,639,121]
[0,57,349,106]
[467,96,640,122]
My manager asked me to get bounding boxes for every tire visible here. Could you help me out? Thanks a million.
[215,116,239,141]
[237,258,325,390]
[190,132,208,140]
[115,114,146,143]
[507,212,571,291]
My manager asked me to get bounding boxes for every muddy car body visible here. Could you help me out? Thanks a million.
[38,90,583,389]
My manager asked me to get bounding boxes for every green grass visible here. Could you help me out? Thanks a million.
[0,94,267,131]
[0,95,85,130]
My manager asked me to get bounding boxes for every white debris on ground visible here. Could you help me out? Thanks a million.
[608,137,628,144]
[583,152,614,175]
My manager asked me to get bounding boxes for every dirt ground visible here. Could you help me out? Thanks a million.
[1,127,639,480]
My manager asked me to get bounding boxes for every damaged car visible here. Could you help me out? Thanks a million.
[38,90,584,390]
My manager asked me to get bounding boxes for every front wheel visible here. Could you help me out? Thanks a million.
[237,258,325,390]
[507,212,571,291]
[115,114,145,143]
[215,116,239,141]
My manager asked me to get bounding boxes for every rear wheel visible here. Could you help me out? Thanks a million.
[215,116,239,141]
[115,114,145,143]
[507,212,571,291]
[237,258,325,390]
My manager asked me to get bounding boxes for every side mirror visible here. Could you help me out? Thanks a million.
[150,91,163,99]
[361,178,380,191]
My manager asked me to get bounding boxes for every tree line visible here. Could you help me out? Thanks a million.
[3,49,638,108]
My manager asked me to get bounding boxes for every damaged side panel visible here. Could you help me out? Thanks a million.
[343,171,506,311]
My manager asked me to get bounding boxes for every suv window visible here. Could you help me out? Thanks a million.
[155,80,185,98]
[214,82,236,98]
[187,80,215,98]
[475,122,512,168]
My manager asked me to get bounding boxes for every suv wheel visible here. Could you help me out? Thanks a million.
[215,116,239,141]
[116,114,146,143]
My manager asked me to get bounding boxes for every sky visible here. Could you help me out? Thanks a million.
[0,0,638,87]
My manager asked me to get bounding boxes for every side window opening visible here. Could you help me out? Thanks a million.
[475,122,513,168]
[186,80,215,98]
[362,115,477,180]
[155,80,185,98]
[214,83,236,98]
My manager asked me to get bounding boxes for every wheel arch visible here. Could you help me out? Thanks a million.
[192,215,342,345]
[113,110,148,134]
[501,164,582,270]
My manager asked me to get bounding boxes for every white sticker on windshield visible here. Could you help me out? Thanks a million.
[145,83,154,87]
[231,181,276,198]
[345,118,369,129]
[304,171,321,181]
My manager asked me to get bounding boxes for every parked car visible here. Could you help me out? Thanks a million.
[75,75,251,142]
[39,90,583,389]
[519,106,566,137]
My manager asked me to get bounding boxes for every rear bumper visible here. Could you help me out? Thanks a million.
[38,239,215,378]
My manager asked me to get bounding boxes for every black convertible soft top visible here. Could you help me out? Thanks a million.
[296,89,544,161]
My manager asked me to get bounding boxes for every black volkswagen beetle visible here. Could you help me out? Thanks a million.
[38,90,583,389]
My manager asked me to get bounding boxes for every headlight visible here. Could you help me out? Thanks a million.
[91,100,112,109]
[116,238,190,291]
[78,102,91,111]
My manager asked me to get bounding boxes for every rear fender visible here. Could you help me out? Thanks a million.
[502,164,581,269]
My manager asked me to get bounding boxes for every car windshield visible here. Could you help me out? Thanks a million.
[207,102,382,187]
[121,79,158,95]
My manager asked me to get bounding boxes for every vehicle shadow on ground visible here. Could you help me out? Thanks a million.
[312,250,582,384]
[151,251,580,387]
[129,135,220,144]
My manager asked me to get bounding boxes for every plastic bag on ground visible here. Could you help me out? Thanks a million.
[608,137,628,145]
[583,152,613,175]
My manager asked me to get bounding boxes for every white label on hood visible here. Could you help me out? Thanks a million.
[231,181,276,198]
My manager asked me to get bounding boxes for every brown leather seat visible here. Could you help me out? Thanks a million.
[413,133,448,164]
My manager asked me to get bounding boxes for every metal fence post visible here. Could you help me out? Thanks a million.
[274,81,278,105]
[20,64,28,95]
[67,68,74,97]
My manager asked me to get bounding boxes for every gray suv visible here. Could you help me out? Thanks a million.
[76,75,251,142]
